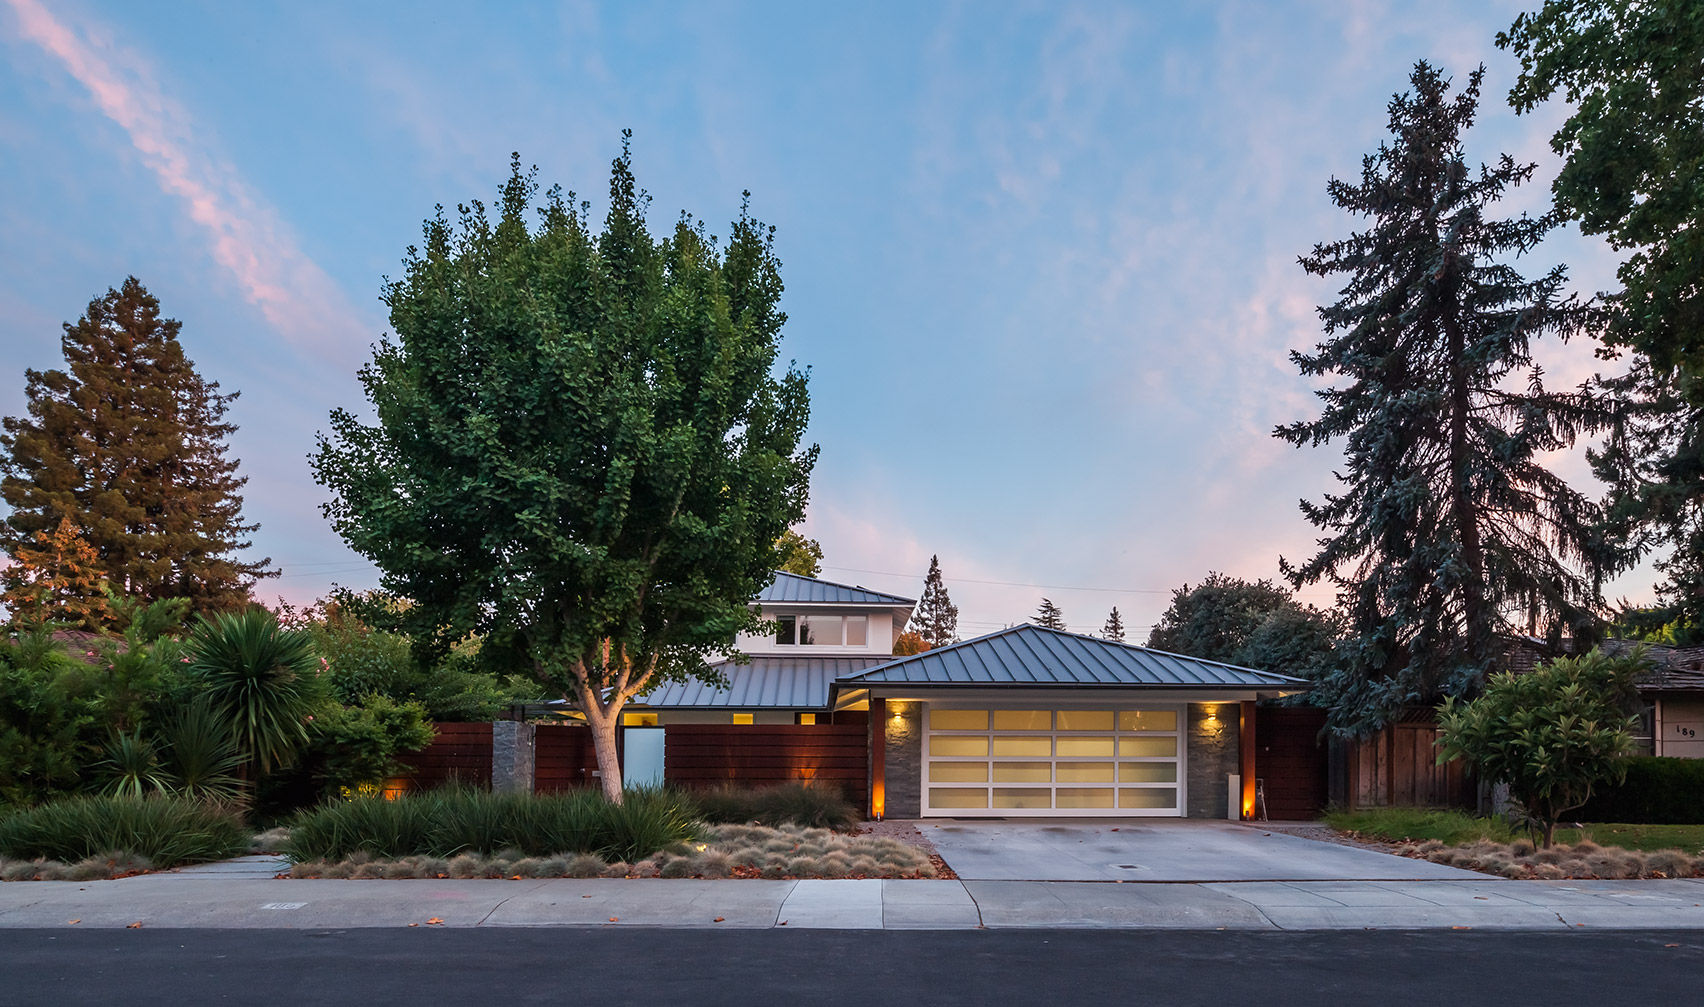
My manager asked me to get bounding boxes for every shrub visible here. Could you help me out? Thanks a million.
[1577,757,1704,824]
[1437,649,1642,846]
[188,610,326,776]
[0,795,246,867]
[283,787,698,863]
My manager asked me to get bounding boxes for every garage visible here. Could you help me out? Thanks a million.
[832,623,1309,819]
[922,704,1182,816]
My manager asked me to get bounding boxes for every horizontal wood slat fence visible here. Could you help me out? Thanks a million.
[666,724,867,808]
[391,722,493,794]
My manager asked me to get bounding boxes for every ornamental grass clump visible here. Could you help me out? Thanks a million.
[1396,837,1704,879]
[283,786,698,863]
[0,795,246,868]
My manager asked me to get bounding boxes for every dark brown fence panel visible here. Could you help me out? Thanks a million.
[665,724,867,809]
[1345,719,1474,810]
[391,722,493,794]
[534,723,602,793]
[1254,707,1328,820]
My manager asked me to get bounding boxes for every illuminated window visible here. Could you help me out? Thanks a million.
[797,712,817,725]
[731,713,754,725]
[621,712,658,727]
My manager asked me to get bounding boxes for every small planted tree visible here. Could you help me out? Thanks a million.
[1436,649,1642,847]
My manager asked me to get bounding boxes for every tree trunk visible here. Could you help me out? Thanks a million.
[585,704,624,804]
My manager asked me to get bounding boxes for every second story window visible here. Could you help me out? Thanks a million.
[773,614,870,646]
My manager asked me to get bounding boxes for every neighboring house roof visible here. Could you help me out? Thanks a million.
[758,570,916,607]
[639,655,895,709]
[836,624,1309,690]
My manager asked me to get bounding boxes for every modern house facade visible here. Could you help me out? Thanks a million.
[630,571,1309,820]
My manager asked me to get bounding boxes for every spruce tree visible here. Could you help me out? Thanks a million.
[0,278,272,612]
[1276,63,1609,735]
[0,515,110,630]
[1034,597,1066,631]
[908,554,959,647]
[1102,606,1125,643]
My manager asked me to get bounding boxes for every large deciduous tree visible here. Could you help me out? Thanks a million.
[1145,572,1338,679]
[908,555,959,647]
[1276,63,1609,735]
[775,528,823,578]
[0,278,271,613]
[1501,2,1704,630]
[312,145,816,800]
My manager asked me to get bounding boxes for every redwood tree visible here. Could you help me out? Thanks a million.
[0,278,272,612]
[312,145,816,800]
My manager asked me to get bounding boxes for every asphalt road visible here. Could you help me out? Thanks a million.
[1,928,1699,1005]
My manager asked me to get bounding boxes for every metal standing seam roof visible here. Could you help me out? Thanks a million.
[836,624,1310,689]
[757,571,916,606]
[638,655,895,709]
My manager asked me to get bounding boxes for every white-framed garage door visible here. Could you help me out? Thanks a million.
[921,703,1184,817]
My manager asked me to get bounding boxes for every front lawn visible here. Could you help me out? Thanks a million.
[1326,807,1704,856]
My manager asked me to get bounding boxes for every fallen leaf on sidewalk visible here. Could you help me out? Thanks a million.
[1450,926,1471,930]
[126,922,143,929]
[582,894,592,899]
[407,923,419,928]
[66,919,79,925]
[713,917,725,923]
[609,917,618,922]
[425,918,444,925]
[1666,944,1680,948]
[511,875,522,880]
[778,920,788,926]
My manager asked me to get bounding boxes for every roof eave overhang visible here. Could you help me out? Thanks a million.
[835,683,1307,704]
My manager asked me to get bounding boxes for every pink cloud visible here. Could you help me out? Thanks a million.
[4,0,368,363]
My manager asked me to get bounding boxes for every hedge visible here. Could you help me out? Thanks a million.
[1576,757,1704,824]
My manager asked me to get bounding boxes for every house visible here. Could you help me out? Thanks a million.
[628,570,1310,820]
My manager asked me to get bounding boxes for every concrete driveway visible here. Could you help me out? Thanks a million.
[922,820,1486,882]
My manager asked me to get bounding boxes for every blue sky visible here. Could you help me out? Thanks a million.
[0,0,1651,638]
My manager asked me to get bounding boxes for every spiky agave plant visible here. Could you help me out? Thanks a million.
[187,610,326,777]
[97,729,171,798]
[159,696,244,802]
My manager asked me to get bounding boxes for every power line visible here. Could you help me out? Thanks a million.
[821,564,1337,599]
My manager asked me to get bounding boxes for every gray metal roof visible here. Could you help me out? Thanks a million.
[639,655,894,709]
[758,571,916,607]
[837,624,1309,689]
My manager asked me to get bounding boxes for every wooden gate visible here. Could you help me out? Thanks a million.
[1254,707,1328,820]
[534,723,602,793]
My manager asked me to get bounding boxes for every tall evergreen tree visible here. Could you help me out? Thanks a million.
[1034,597,1066,631]
[1501,3,1704,630]
[1275,63,1609,735]
[908,554,959,647]
[0,278,272,612]
[1101,606,1125,643]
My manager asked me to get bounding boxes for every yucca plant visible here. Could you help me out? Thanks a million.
[188,610,327,776]
[160,696,244,802]
[97,729,172,798]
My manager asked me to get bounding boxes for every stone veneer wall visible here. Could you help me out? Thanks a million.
[491,720,536,793]
[1186,703,1239,819]
[882,701,922,818]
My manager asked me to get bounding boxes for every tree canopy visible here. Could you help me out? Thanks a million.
[1145,572,1338,679]
[1276,63,1608,734]
[1034,597,1066,631]
[1501,2,1704,634]
[774,528,823,578]
[0,278,271,614]
[312,144,816,799]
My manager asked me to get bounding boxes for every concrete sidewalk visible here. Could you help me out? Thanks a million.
[6,870,1704,930]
